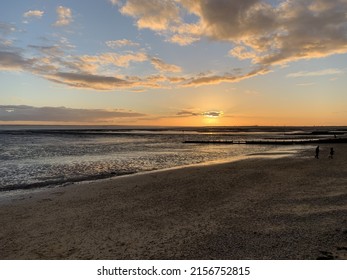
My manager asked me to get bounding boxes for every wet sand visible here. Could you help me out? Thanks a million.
[0,145,347,259]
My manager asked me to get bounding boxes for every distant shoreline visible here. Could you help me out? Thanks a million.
[1,124,347,130]
[183,137,347,145]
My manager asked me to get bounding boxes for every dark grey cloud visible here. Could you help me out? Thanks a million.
[176,109,223,118]
[46,72,132,90]
[0,105,145,122]
[202,111,222,117]
[200,0,275,40]
[0,51,30,70]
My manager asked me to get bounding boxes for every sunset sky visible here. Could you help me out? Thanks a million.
[1,0,347,126]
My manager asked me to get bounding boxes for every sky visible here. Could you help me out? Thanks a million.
[1,0,347,126]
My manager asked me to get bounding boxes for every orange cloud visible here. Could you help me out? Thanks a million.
[120,0,179,31]
[150,57,182,73]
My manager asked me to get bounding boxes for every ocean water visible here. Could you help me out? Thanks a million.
[0,125,337,193]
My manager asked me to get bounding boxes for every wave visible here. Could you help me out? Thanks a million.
[0,170,136,192]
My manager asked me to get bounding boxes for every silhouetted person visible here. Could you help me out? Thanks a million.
[315,145,320,159]
[329,147,334,159]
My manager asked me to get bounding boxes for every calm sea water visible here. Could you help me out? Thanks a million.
[0,125,339,193]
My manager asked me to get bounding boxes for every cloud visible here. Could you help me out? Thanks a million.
[80,52,146,66]
[28,45,63,56]
[168,33,199,46]
[0,51,29,71]
[0,43,180,91]
[229,46,257,60]
[116,0,347,68]
[31,50,149,75]
[176,109,223,118]
[224,0,347,66]
[23,10,44,18]
[198,0,275,40]
[168,22,202,45]
[0,105,145,122]
[106,39,140,48]
[46,72,131,90]
[183,67,270,87]
[54,6,73,26]
[45,71,166,91]
[150,57,182,73]
[120,0,180,31]
[0,43,269,90]
[287,68,344,78]
[109,0,120,5]
[98,52,148,67]
[202,111,223,118]
[64,52,148,74]
[192,0,347,66]
[176,109,201,116]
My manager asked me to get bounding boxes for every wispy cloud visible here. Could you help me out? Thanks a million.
[287,68,344,78]
[45,72,131,90]
[0,105,145,122]
[106,39,140,48]
[28,45,63,56]
[183,67,270,87]
[53,6,73,27]
[150,57,182,73]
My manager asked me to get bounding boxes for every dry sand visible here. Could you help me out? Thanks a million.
[0,145,346,260]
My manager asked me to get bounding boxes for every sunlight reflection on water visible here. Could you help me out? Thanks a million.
[0,128,308,192]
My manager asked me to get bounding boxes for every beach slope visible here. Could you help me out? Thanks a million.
[1,145,347,259]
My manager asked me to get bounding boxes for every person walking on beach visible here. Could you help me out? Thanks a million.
[315,145,320,159]
[329,147,334,159]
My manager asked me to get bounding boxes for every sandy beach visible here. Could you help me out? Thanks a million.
[0,144,346,260]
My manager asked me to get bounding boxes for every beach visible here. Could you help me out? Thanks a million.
[0,144,346,260]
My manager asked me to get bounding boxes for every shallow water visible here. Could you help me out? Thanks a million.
[0,126,323,192]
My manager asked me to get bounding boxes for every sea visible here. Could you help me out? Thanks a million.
[0,125,345,194]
